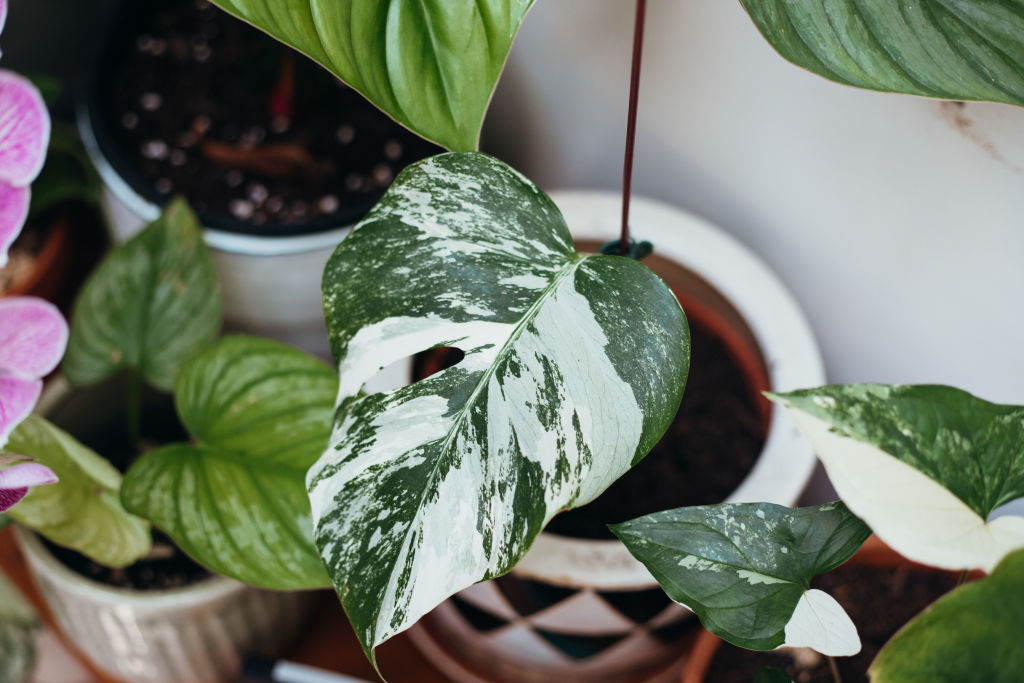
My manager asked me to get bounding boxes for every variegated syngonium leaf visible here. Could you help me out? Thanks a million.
[769,384,1024,573]
[610,502,871,655]
[314,152,689,662]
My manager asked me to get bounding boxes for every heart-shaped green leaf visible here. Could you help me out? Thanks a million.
[611,502,871,654]
[741,0,1024,107]
[6,416,151,568]
[769,385,1024,572]
[870,547,1024,683]
[314,152,689,662]
[0,569,37,683]
[122,336,335,589]
[64,198,221,391]
[208,0,533,152]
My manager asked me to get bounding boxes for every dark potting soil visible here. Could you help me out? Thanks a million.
[705,565,959,683]
[544,318,766,539]
[93,0,441,235]
[44,384,214,591]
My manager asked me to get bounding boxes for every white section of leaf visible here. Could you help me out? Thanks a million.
[783,589,861,656]
[736,569,786,585]
[789,409,1024,573]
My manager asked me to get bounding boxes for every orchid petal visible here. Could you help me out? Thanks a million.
[0,297,68,378]
[0,70,50,186]
[0,461,57,489]
[0,486,27,512]
[0,180,28,267]
[0,375,41,447]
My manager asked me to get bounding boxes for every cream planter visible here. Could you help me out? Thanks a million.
[408,191,826,682]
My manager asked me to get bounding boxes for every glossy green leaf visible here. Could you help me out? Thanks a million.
[0,569,36,683]
[741,0,1024,107]
[870,548,1024,682]
[122,336,335,589]
[769,385,1024,572]
[28,122,101,218]
[208,0,533,151]
[64,198,221,391]
[6,416,150,567]
[611,502,870,654]
[314,152,689,662]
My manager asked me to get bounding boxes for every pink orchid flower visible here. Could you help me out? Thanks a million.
[0,297,67,510]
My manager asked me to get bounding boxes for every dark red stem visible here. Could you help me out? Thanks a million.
[620,0,647,256]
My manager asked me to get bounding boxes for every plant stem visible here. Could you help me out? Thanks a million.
[126,370,142,455]
[956,569,969,587]
[620,0,647,256]
[828,655,843,683]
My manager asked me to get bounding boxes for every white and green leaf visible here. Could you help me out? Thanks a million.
[315,152,690,662]
[769,384,1024,572]
[64,197,221,391]
[208,0,533,152]
[741,0,1024,107]
[0,569,37,683]
[611,501,871,655]
[122,336,335,589]
[870,547,1024,682]
[6,416,151,568]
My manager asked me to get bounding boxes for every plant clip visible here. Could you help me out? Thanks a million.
[598,237,654,261]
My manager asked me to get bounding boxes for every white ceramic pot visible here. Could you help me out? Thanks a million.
[78,105,348,360]
[408,191,826,682]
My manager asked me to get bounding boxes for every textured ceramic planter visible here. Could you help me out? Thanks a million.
[407,191,826,683]
[15,378,314,683]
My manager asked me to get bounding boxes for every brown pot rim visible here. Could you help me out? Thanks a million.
[5,212,71,298]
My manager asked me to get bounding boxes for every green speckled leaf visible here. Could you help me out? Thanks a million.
[6,416,150,568]
[741,0,1024,107]
[314,152,689,662]
[871,548,1024,683]
[770,385,1024,572]
[0,569,37,683]
[208,0,533,151]
[64,198,221,391]
[122,336,335,589]
[611,502,870,654]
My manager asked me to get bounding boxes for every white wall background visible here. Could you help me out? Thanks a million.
[485,0,1024,407]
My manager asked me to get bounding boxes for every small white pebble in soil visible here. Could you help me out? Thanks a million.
[240,126,266,148]
[292,201,308,218]
[345,173,364,191]
[318,195,340,213]
[141,140,169,160]
[225,169,244,187]
[122,112,139,130]
[136,35,153,53]
[193,43,212,63]
[271,116,291,134]
[372,163,394,186]
[265,196,284,214]
[247,183,269,205]
[229,199,254,220]
[384,140,402,160]
[140,93,163,111]
[336,124,355,144]
[192,115,212,135]
[169,149,188,167]
[150,39,168,57]
[155,178,173,194]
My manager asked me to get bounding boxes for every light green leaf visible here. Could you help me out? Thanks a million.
[741,0,1024,107]
[870,547,1024,683]
[611,502,870,654]
[6,416,150,568]
[314,152,689,662]
[64,198,221,391]
[208,0,533,152]
[769,385,1024,572]
[0,569,37,683]
[122,336,335,589]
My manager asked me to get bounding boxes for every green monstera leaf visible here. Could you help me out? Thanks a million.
[769,385,1024,573]
[612,502,870,655]
[870,548,1024,683]
[314,152,690,662]
[122,336,335,589]
[64,198,221,392]
[208,0,533,151]
[6,416,151,568]
[741,0,1024,107]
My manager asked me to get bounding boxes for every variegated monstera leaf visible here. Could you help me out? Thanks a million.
[314,152,689,663]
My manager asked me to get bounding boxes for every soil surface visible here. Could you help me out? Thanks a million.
[93,0,440,235]
[705,565,959,682]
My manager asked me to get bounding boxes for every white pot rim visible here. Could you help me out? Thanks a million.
[512,190,825,590]
[15,525,247,610]
[76,104,353,257]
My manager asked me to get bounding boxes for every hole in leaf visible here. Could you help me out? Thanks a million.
[361,346,466,394]
[412,347,465,380]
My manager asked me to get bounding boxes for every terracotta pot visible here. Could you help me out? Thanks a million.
[2,212,72,301]
[406,191,826,683]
